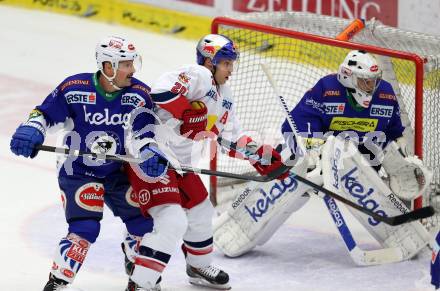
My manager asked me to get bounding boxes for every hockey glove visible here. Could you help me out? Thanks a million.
[139,145,169,178]
[180,102,207,140]
[251,145,288,180]
[10,121,45,158]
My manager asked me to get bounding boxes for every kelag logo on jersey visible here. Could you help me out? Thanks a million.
[65,91,96,104]
[83,106,130,128]
[121,93,145,108]
[370,105,393,118]
[323,102,345,115]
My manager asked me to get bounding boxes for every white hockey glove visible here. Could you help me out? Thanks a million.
[382,141,432,201]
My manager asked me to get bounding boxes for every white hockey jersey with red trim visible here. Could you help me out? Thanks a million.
[151,64,243,166]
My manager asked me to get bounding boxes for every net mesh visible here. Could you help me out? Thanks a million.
[211,12,440,213]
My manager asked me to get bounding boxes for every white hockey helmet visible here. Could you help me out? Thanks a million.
[95,36,142,79]
[196,34,238,66]
[337,50,382,108]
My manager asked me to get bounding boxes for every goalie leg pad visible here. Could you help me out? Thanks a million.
[213,162,313,257]
[321,136,430,262]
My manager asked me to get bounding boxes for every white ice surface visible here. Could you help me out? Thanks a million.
[0,5,435,291]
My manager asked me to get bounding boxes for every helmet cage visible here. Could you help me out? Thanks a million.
[337,50,382,108]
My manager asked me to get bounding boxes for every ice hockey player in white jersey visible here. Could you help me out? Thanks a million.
[124,34,288,290]
[214,50,432,266]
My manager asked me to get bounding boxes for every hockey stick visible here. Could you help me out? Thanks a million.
[323,195,404,265]
[260,63,434,226]
[36,144,290,183]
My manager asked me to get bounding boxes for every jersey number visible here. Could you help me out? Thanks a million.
[170,82,187,95]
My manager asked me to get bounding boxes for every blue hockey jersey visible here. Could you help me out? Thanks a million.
[281,74,404,149]
[35,72,155,178]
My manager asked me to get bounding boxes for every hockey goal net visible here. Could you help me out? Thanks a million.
[209,12,440,216]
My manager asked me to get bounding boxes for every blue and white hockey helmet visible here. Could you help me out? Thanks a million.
[337,50,382,108]
[95,36,142,73]
[196,34,238,66]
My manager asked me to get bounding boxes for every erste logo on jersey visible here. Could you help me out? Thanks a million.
[66,91,96,104]
[370,104,393,118]
[121,93,145,107]
[324,102,345,115]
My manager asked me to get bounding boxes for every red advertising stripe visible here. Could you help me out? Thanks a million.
[179,0,214,6]
[233,0,397,27]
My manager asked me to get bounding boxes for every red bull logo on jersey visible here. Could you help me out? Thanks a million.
[121,93,145,107]
[65,91,96,104]
[178,72,191,84]
[370,104,393,118]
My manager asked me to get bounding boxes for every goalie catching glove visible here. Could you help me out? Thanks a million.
[381,140,432,201]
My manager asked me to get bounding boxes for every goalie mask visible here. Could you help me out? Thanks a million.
[337,50,382,108]
[196,34,239,66]
[95,36,142,88]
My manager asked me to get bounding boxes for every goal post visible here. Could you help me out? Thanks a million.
[209,12,440,211]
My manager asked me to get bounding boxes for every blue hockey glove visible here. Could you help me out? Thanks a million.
[10,121,45,158]
[139,145,169,178]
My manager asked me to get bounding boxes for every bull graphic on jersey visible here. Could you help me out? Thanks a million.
[94,140,113,153]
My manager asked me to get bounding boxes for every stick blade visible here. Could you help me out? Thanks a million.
[388,206,435,226]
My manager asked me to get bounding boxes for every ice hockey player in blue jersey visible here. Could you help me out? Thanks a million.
[213,50,431,264]
[282,50,404,163]
[431,231,440,289]
[10,36,168,290]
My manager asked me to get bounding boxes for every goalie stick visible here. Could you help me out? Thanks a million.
[260,63,434,226]
[35,143,290,183]
[323,194,404,265]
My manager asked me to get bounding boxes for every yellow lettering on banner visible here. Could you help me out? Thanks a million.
[329,117,378,132]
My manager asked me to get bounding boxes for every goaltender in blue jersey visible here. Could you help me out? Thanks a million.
[213,50,432,269]
[282,51,405,160]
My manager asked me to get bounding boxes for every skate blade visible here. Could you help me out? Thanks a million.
[188,277,231,290]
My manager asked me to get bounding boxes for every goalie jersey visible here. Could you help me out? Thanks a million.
[34,72,155,178]
[282,74,405,149]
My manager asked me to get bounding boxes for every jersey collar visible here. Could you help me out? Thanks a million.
[346,89,365,112]
[93,71,122,102]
